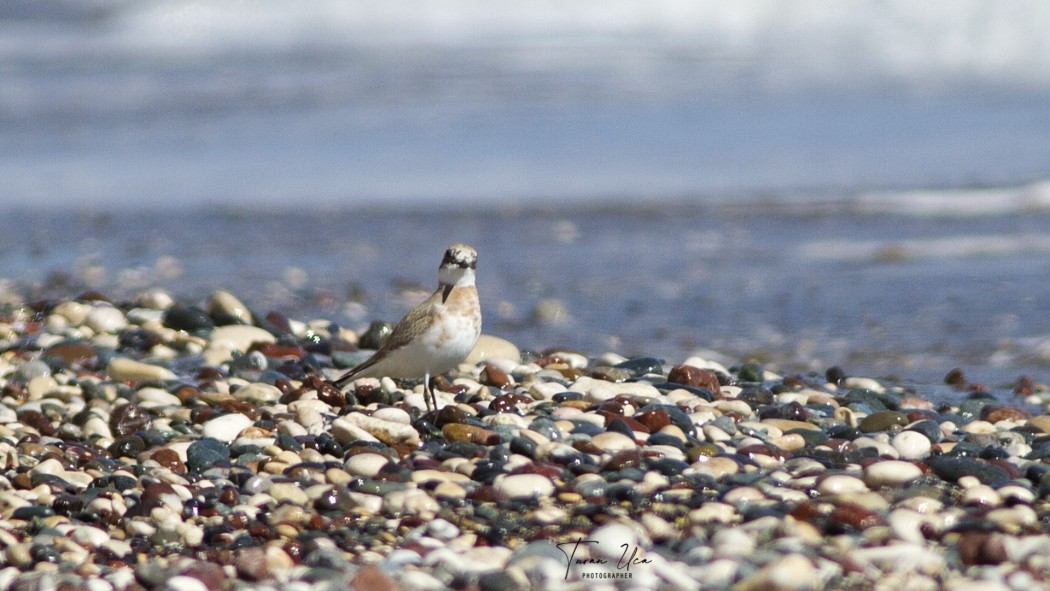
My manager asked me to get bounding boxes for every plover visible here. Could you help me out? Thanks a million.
[332,244,481,412]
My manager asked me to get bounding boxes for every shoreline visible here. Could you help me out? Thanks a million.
[0,290,1048,589]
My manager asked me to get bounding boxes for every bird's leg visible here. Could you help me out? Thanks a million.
[423,371,433,413]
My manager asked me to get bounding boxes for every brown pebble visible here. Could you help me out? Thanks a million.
[179,561,229,590]
[944,367,967,388]
[480,364,511,388]
[604,449,644,471]
[668,365,722,395]
[109,402,152,437]
[490,393,530,413]
[151,448,186,473]
[250,342,305,360]
[140,482,178,512]
[234,547,269,582]
[43,342,99,368]
[957,531,1007,566]
[598,412,650,434]
[981,406,1029,423]
[634,409,671,431]
[434,405,471,427]
[1014,376,1035,396]
[17,410,55,436]
[442,424,502,446]
[348,562,396,591]
[829,503,885,532]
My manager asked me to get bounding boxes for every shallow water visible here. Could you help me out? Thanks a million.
[4,202,1050,393]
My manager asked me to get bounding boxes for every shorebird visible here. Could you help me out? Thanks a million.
[332,244,481,412]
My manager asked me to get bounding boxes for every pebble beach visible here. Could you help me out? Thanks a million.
[0,288,1049,591]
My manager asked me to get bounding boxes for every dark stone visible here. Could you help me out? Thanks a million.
[907,420,943,443]
[825,366,847,384]
[551,392,583,403]
[944,367,967,388]
[928,456,1010,486]
[187,438,231,472]
[858,411,909,433]
[736,363,764,383]
[108,435,146,458]
[509,436,537,459]
[842,389,900,412]
[359,321,394,350]
[162,304,215,332]
[613,357,663,376]
[647,432,686,450]
[479,570,525,591]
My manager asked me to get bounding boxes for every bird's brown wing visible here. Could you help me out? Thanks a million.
[332,290,439,388]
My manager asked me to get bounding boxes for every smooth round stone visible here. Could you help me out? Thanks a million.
[231,382,282,405]
[590,523,643,559]
[26,375,58,400]
[162,304,215,332]
[107,357,178,382]
[135,387,182,407]
[133,289,174,310]
[735,553,817,591]
[269,482,309,505]
[960,484,1002,506]
[1028,415,1050,434]
[207,290,253,324]
[110,402,152,437]
[928,456,1010,486]
[383,489,440,518]
[590,431,637,452]
[858,411,909,433]
[84,306,128,334]
[494,473,555,501]
[818,474,870,496]
[891,430,932,460]
[762,418,820,432]
[208,325,276,356]
[842,377,886,393]
[712,527,756,559]
[465,335,522,365]
[864,460,923,487]
[186,438,230,471]
[202,413,254,442]
[52,301,92,325]
[345,453,390,477]
[371,407,411,425]
[338,413,420,446]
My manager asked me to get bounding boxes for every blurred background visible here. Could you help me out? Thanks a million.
[2,0,1050,386]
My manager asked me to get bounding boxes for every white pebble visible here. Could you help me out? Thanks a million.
[84,306,128,334]
[817,474,869,496]
[891,430,932,460]
[344,453,390,477]
[371,407,412,424]
[107,357,177,382]
[864,460,923,487]
[231,382,283,405]
[202,413,253,442]
[338,413,420,446]
[842,376,886,393]
[591,431,636,452]
[493,473,555,501]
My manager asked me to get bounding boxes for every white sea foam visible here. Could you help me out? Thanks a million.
[854,182,1050,217]
[4,0,1050,93]
[799,231,1050,262]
